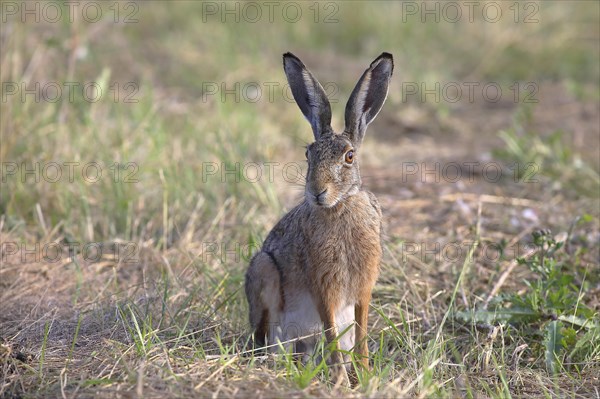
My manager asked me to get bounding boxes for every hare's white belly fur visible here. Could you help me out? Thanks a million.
[272,291,355,355]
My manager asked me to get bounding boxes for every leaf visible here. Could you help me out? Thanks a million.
[454,307,540,325]
[544,320,563,375]
[558,314,598,330]
[561,327,577,348]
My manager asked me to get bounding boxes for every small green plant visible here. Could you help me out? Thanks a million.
[118,304,159,357]
[456,229,599,375]
[494,107,600,197]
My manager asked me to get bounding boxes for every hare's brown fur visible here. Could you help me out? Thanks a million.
[245,52,393,384]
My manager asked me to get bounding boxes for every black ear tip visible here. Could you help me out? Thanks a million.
[371,52,394,74]
[283,52,301,62]
[376,52,393,63]
[380,52,393,61]
[283,52,305,69]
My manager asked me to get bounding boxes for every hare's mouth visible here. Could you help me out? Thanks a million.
[311,200,338,209]
[307,188,337,208]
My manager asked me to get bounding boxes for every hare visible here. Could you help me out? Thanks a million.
[245,52,393,385]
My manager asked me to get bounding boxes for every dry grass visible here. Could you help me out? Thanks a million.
[1,188,598,397]
[1,1,599,398]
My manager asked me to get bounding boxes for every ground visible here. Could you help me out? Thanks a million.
[1,2,599,398]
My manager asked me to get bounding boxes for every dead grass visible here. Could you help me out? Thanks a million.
[1,1,599,398]
[1,170,598,397]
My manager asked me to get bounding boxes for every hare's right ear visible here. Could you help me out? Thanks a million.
[344,52,393,146]
[283,52,332,140]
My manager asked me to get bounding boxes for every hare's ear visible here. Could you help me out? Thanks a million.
[344,52,393,146]
[283,52,332,140]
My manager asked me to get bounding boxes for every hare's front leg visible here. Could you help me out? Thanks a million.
[354,296,371,370]
[317,299,350,386]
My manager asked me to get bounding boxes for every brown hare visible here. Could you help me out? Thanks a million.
[245,52,393,385]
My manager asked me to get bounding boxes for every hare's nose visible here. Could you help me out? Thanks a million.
[315,189,328,205]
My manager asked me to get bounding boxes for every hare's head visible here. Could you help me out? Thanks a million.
[283,52,393,208]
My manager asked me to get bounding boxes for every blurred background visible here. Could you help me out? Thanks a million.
[2,1,598,242]
[1,1,599,397]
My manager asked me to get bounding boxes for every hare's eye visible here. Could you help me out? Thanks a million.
[344,150,354,164]
[305,149,309,159]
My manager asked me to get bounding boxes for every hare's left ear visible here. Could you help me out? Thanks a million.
[343,53,393,146]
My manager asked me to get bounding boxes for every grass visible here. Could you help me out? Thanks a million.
[1,1,600,398]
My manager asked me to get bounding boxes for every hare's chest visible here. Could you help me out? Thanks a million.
[312,195,380,250]
[304,197,381,295]
[308,212,379,257]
